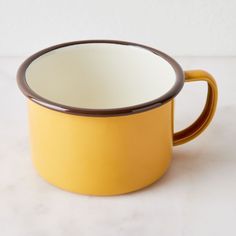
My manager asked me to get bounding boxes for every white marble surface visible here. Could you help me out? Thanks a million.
[0,56,235,236]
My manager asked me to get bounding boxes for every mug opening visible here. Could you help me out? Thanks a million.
[17,40,184,116]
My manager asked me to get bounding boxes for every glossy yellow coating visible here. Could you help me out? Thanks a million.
[27,69,218,195]
[28,100,173,195]
[173,70,218,145]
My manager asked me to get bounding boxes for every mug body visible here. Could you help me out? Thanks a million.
[17,40,184,195]
[28,99,173,195]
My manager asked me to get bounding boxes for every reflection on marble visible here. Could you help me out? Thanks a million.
[0,57,235,236]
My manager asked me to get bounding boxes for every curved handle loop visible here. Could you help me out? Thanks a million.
[173,70,218,146]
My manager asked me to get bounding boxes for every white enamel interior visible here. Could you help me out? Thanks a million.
[26,43,176,109]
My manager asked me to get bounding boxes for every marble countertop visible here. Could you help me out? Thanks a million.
[0,56,235,236]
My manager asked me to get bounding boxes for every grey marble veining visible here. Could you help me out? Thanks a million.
[0,56,235,236]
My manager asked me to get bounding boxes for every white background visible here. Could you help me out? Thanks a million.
[0,1,236,236]
[0,0,236,56]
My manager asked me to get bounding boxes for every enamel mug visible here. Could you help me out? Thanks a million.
[17,40,218,195]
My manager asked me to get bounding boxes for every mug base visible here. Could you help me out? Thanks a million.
[34,164,171,196]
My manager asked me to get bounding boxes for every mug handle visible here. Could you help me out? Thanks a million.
[173,70,218,146]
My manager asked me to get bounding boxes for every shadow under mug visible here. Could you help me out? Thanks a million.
[17,40,218,195]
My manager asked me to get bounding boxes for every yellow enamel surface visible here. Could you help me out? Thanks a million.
[173,70,218,146]
[28,100,173,195]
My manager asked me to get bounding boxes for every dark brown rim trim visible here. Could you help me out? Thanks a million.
[17,40,184,117]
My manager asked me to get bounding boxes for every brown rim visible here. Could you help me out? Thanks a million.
[17,40,184,117]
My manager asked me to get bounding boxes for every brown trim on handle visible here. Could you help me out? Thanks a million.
[17,40,184,117]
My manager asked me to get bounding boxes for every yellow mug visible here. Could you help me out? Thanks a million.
[17,40,218,195]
